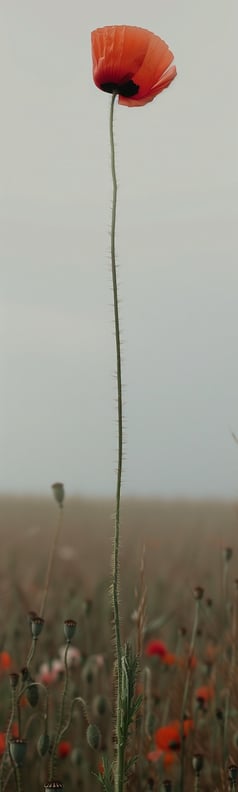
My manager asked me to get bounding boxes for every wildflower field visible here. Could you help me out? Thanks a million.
[1,494,238,791]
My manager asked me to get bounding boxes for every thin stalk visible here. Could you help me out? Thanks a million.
[0,688,17,791]
[180,600,200,792]
[40,504,64,619]
[109,92,124,792]
[49,642,70,779]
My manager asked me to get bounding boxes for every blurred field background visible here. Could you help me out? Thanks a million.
[1,496,238,791]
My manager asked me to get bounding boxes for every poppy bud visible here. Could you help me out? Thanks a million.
[193,586,204,601]
[31,617,44,638]
[93,695,109,717]
[86,724,101,751]
[52,482,65,507]
[71,747,83,766]
[64,619,77,642]
[37,733,50,757]
[9,739,27,766]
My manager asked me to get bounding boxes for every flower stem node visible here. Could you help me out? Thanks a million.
[9,739,27,767]
[64,619,77,643]
[86,724,102,751]
[52,482,65,508]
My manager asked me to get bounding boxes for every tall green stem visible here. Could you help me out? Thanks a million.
[109,93,124,792]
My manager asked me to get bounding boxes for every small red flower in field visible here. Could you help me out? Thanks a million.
[0,651,12,671]
[155,719,194,751]
[147,748,178,768]
[58,741,71,759]
[163,652,177,667]
[145,640,167,658]
[195,685,215,703]
[0,733,6,756]
[91,26,176,107]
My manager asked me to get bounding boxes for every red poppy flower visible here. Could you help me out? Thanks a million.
[145,639,167,658]
[155,719,194,751]
[0,651,12,671]
[195,685,215,703]
[58,741,71,759]
[91,26,176,107]
[0,733,6,756]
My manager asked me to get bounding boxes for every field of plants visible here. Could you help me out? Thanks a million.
[1,494,238,791]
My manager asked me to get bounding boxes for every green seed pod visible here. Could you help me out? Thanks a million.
[52,482,65,507]
[71,747,83,766]
[64,619,77,642]
[37,733,50,757]
[93,695,109,717]
[31,617,44,638]
[86,724,101,751]
[9,739,27,767]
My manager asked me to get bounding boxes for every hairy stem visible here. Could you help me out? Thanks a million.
[109,93,124,792]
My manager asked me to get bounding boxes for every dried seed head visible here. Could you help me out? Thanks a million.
[86,724,101,751]
[192,754,204,774]
[31,617,44,639]
[37,733,50,757]
[223,547,233,562]
[228,765,238,782]
[9,673,19,690]
[52,482,65,507]
[193,586,204,601]
[44,784,64,791]
[9,739,27,767]
[64,619,77,642]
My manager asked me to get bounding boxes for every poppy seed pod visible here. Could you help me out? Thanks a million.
[44,784,64,791]
[192,754,204,773]
[228,765,238,782]
[86,724,102,751]
[37,733,50,757]
[64,619,77,642]
[9,739,27,766]
[31,616,44,638]
[52,482,65,507]
[21,668,39,707]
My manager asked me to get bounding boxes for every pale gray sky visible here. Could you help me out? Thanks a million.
[1,0,238,497]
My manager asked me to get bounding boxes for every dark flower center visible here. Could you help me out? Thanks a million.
[100,79,139,97]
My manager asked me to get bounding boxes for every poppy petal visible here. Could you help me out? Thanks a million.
[92,26,150,90]
[133,35,175,98]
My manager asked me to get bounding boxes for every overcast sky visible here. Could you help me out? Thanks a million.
[1,0,238,497]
